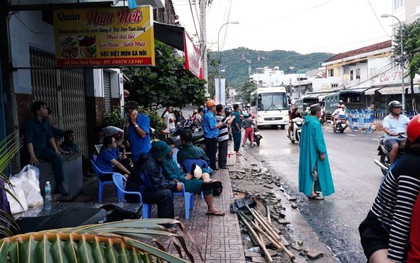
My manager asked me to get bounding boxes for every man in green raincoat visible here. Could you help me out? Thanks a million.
[298,104,334,200]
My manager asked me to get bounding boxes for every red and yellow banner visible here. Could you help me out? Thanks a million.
[54,6,155,67]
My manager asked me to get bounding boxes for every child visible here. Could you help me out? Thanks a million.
[242,112,255,146]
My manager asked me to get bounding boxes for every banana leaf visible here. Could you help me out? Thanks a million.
[0,219,202,263]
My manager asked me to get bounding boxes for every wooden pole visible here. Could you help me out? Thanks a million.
[238,212,273,262]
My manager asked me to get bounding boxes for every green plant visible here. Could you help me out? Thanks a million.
[124,41,207,110]
[0,133,23,237]
[104,107,125,129]
[0,219,202,262]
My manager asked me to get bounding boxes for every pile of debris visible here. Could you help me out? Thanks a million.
[229,161,324,262]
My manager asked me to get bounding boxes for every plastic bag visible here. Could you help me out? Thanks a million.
[18,165,44,208]
[5,176,28,214]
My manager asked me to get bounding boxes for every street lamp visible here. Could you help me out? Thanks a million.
[217,21,239,104]
[381,14,405,111]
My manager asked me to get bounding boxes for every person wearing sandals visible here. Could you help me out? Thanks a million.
[231,104,242,156]
[359,115,420,263]
[298,104,334,200]
[126,140,183,232]
[161,138,225,216]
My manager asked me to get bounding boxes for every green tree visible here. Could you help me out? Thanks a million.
[394,20,420,110]
[238,82,257,104]
[124,41,207,110]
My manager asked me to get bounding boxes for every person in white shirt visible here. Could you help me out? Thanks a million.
[331,104,346,126]
[382,100,410,165]
[164,106,176,132]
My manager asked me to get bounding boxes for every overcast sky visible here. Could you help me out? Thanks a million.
[172,0,394,55]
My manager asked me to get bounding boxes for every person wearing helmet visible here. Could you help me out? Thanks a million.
[331,104,346,127]
[202,99,223,170]
[382,100,410,165]
[287,104,302,138]
[359,114,420,263]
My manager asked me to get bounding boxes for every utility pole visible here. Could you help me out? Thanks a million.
[199,0,209,97]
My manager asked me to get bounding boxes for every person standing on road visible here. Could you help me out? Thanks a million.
[124,101,151,163]
[382,100,409,165]
[298,104,334,200]
[231,104,242,156]
[202,99,222,170]
[359,114,420,263]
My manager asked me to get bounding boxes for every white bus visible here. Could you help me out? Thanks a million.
[250,87,289,129]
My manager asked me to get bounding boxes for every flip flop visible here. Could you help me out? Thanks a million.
[206,210,225,216]
[308,195,324,200]
[236,152,242,156]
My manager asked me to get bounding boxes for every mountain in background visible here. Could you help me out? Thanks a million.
[209,47,334,88]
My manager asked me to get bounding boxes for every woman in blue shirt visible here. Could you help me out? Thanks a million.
[95,136,131,180]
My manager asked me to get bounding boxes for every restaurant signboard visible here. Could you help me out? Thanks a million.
[54,6,155,67]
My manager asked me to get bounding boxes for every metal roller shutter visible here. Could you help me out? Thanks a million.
[103,71,112,113]
[29,48,89,155]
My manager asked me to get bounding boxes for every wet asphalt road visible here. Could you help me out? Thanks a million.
[246,124,384,263]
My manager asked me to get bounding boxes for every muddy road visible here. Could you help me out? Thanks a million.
[244,125,383,262]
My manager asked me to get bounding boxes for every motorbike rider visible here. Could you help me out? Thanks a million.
[359,114,420,263]
[332,104,346,127]
[382,100,410,165]
[287,103,302,138]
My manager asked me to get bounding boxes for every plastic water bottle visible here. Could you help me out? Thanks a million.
[44,181,52,212]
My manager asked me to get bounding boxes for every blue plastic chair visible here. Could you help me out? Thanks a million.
[172,182,194,220]
[112,173,151,219]
[182,159,209,174]
[182,159,210,199]
[90,156,117,203]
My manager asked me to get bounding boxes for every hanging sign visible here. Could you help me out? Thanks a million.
[184,32,202,79]
[54,6,155,67]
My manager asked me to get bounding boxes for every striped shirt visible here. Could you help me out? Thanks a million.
[216,115,229,142]
[371,153,420,261]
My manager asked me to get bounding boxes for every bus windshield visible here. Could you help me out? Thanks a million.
[258,93,288,111]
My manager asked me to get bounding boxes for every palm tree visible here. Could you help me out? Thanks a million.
[0,134,201,262]
[0,133,23,237]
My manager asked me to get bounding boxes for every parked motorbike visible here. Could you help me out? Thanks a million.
[289,117,303,144]
[375,133,406,176]
[333,115,348,133]
[253,127,262,146]
[170,123,205,148]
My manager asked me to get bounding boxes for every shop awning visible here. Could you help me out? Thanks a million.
[340,88,367,94]
[365,87,381,95]
[378,87,404,95]
[154,22,185,51]
[154,22,202,79]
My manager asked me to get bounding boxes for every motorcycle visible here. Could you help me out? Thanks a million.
[375,133,406,176]
[170,123,205,148]
[289,117,303,144]
[253,127,263,146]
[333,115,348,133]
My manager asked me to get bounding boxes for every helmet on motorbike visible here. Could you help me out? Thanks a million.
[205,99,216,108]
[243,112,249,118]
[407,114,420,143]
[388,100,402,111]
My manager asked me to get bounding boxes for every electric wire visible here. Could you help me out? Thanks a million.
[188,0,200,39]
[366,0,388,36]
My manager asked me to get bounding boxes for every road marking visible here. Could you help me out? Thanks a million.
[346,134,356,137]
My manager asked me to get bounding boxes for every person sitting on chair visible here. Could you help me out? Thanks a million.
[177,132,213,176]
[95,136,131,179]
[126,141,183,231]
[161,138,224,216]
